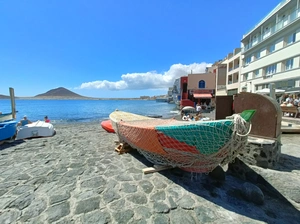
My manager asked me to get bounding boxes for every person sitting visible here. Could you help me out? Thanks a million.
[18,115,32,126]
[44,116,50,123]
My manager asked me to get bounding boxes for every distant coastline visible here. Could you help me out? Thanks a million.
[0,96,154,101]
[0,87,159,100]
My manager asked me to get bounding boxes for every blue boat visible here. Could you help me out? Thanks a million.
[0,112,14,122]
[0,120,18,141]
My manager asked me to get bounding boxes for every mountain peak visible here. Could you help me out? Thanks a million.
[35,87,85,98]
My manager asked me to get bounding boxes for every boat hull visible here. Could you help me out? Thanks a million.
[16,121,55,140]
[110,110,250,173]
[0,121,18,141]
[101,120,115,133]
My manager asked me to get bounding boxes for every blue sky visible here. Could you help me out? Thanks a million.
[0,0,281,98]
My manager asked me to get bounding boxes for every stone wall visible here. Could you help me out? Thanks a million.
[239,137,281,169]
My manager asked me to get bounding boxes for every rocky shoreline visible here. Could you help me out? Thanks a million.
[0,122,299,223]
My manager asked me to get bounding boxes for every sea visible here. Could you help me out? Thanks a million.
[0,99,180,124]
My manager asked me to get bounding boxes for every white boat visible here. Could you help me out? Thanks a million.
[16,121,55,140]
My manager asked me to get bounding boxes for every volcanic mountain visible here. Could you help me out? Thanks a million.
[34,87,88,99]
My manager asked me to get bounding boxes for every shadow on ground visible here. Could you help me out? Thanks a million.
[0,139,25,151]
[128,149,300,223]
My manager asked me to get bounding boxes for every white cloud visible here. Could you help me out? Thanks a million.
[79,62,212,90]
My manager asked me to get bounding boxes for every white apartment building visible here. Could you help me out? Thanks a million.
[226,48,241,95]
[240,0,300,94]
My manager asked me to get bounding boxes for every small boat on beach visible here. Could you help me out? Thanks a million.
[101,120,115,133]
[0,120,18,141]
[16,121,55,140]
[110,110,255,173]
[0,112,14,122]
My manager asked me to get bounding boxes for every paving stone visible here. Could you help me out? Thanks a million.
[169,209,196,224]
[7,192,34,210]
[11,185,35,195]
[51,166,68,175]
[46,201,70,223]
[82,210,111,224]
[129,219,148,224]
[115,173,134,181]
[127,192,148,205]
[0,209,21,224]
[75,196,100,214]
[152,214,170,224]
[0,181,18,190]
[194,206,219,223]
[49,189,71,205]
[20,198,47,222]
[133,206,152,220]
[121,182,137,193]
[0,189,8,197]
[74,189,103,201]
[126,167,142,174]
[150,190,166,201]
[102,189,121,203]
[152,177,167,189]
[177,195,195,210]
[106,179,119,189]
[63,168,84,177]
[109,198,125,210]
[113,209,134,224]
[81,176,106,188]
[168,196,177,210]
[139,180,154,194]
[153,201,170,213]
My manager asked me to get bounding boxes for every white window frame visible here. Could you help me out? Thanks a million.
[287,33,296,45]
[265,64,277,76]
[285,58,294,70]
[269,44,275,53]
[254,69,260,78]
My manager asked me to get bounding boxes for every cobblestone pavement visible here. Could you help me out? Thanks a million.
[0,123,299,224]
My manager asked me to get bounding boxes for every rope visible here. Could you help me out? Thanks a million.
[115,113,251,173]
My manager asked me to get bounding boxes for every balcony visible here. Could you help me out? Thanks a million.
[243,0,289,38]
[242,7,300,53]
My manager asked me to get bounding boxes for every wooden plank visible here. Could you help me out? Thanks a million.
[143,165,173,174]
[114,143,132,154]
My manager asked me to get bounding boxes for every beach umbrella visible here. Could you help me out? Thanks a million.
[255,88,285,95]
[182,106,195,111]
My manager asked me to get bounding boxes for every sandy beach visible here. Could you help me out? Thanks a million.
[0,122,300,223]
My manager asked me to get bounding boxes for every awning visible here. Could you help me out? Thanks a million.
[193,93,212,98]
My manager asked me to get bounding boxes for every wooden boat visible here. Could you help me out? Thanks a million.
[16,121,55,140]
[101,120,115,133]
[0,112,14,122]
[110,110,256,173]
[0,120,18,141]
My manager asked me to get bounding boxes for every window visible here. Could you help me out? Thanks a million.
[256,51,260,60]
[287,33,296,45]
[243,73,248,81]
[198,80,205,88]
[269,44,275,53]
[265,64,277,76]
[245,56,251,65]
[285,58,294,70]
[254,69,260,78]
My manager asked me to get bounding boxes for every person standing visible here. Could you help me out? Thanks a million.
[44,116,50,123]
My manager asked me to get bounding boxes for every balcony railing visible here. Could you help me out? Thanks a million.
[242,7,300,52]
[243,0,289,37]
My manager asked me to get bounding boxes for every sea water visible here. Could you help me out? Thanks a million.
[0,99,179,123]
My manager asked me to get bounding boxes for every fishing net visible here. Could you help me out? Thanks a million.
[113,112,251,173]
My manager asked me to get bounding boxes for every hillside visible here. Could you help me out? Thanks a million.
[34,87,88,99]
[0,94,10,99]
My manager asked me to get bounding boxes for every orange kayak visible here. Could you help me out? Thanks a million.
[101,120,115,133]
